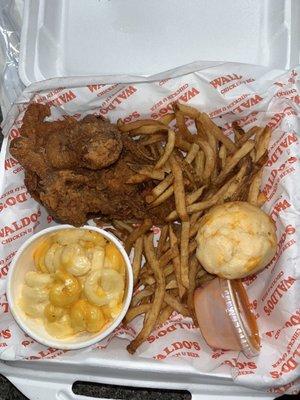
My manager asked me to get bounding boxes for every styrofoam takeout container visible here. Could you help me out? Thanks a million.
[19,0,300,85]
[6,225,133,350]
[1,1,299,400]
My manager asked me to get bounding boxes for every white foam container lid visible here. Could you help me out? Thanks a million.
[20,0,300,85]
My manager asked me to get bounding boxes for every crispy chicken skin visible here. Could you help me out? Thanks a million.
[10,104,170,226]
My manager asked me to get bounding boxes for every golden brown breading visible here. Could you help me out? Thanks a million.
[10,104,170,226]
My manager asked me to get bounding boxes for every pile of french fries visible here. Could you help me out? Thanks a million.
[109,102,270,354]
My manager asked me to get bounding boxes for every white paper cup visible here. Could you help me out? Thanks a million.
[6,225,133,350]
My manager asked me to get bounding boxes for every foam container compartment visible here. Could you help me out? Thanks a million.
[20,0,300,85]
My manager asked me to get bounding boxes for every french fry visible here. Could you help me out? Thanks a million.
[159,246,179,268]
[219,144,227,170]
[188,239,198,255]
[255,150,268,168]
[131,287,154,307]
[166,280,178,290]
[156,305,174,326]
[185,143,200,164]
[139,168,165,180]
[154,129,176,169]
[255,126,271,162]
[180,220,190,289]
[164,293,189,316]
[128,165,165,181]
[166,273,176,287]
[148,143,160,160]
[174,109,192,142]
[159,113,175,125]
[130,125,168,135]
[189,212,203,238]
[196,113,219,178]
[182,178,235,216]
[169,225,185,298]
[194,150,205,178]
[115,104,272,353]
[176,102,201,119]
[250,148,256,163]
[167,196,207,220]
[186,186,206,205]
[140,275,155,286]
[188,163,249,214]
[195,115,207,138]
[157,225,169,259]
[127,234,165,354]
[232,121,245,142]
[248,169,263,206]
[169,154,188,221]
[237,126,263,146]
[140,263,174,280]
[187,256,199,325]
[221,161,249,202]
[195,137,216,181]
[149,185,174,207]
[132,236,144,285]
[139,266,151,279]
[125,304,151,323]
[175,136,192,152]
[152,173,173,197]
[175,154,200,188]
[125,219,153,254]
[164,264,175,277]
[198,113,237,153]
[112,220,133,233]
[118,118,164,132]
[213,140,255,186]
[253,126,265,145]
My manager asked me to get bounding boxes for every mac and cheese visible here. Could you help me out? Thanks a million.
[21,229,126,338]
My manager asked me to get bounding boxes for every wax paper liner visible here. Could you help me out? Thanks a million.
[0,61,299,396]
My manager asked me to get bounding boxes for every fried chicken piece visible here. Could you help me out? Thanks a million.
[20,103,51,138]
[67,116,123,169]
[35,152,170,226]
[44,133,78,169]
[10,104,169,226]
[12,104,123,171]
[10,136,50,176]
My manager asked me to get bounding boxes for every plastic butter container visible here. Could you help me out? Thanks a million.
[194,278,260,358]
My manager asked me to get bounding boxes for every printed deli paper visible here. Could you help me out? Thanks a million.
[0,62,299,396]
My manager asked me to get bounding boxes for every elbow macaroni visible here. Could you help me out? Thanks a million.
[70,299,106,333]
[61,243,92,276]
[84,268,124,307]
[49,271,81,307]
[104,242,125,272]
[21,229,126,339]
[21,272,53,318]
